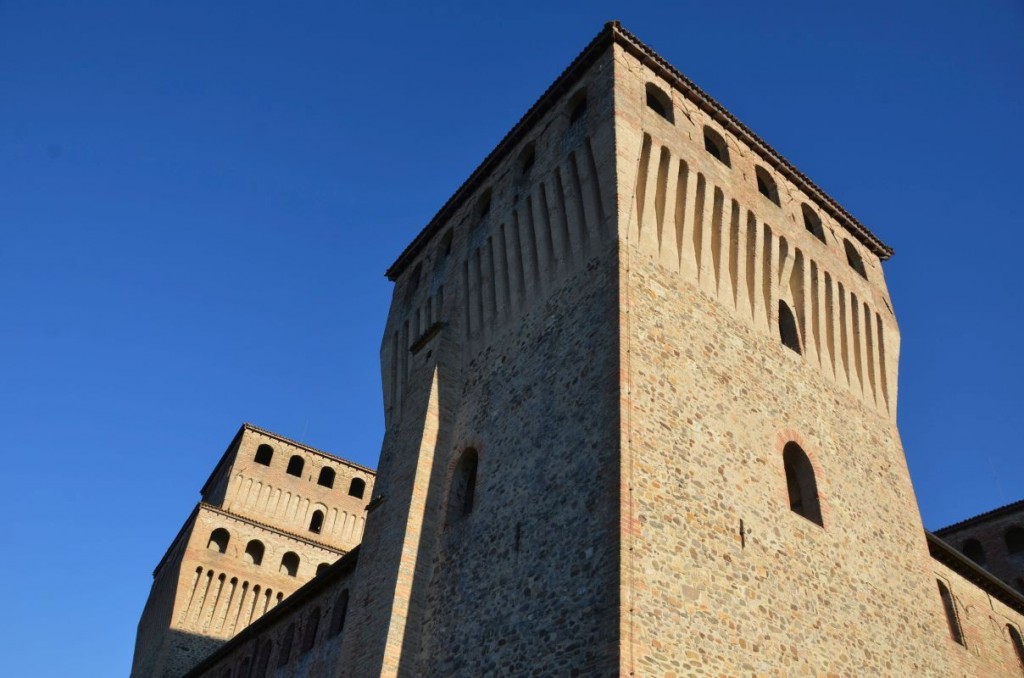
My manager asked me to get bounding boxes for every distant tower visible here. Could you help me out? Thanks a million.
[130,424,374,678]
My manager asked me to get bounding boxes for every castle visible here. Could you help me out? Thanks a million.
[131,22,1024,676]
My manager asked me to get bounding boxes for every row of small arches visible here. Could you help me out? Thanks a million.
[960,527,1024,568]
[216,589,349,678]
[644,81,869,281]
[253,444,366,498]
[206,528,329,577]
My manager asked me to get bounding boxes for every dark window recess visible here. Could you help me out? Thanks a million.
[778,301,801,354]
[349,477,366,499]
[844,239,868,279]
[1008,624,1024,671]
[254,444,274,466]
[244,540,264,566]
[318,467,336,488]
[309,510,325,534]
[329,589,350,637]
[801,204,826,243]
[208,528,230,554]
[519,142,536,175]
[281,552,300,577]
[448,448,479,524]
[937,580,965,646]
[1006,526,1024,556]
[278,624,295,667]
[961,539,987,567]
[645,83,673,123]
[783,442,822,526]
[703,126,731,167]
[755,166,780,205]
[286,455,304,478]
[568,89,587,123]
[301,607,320,654]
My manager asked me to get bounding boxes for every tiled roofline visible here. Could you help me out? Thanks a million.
[385,21,892,282]
[934,498,1024,535]
[927,531,1024,616]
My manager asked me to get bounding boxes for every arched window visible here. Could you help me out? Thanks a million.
[309,510,325,534]
[801,204,826,243]
[329,589,350,637]
[645,83,673,123]
[286,455,304,478]
[244,540,264,566]
[317,467,336,488]
[703,126,731,167]
[1006,526,1024,558]
[519,141,536,176]
[254,444,274,466]
[301,607,321,653]
[254,641,273,677]
[238,657,251,677]
[440,229,454,259]
[280,552,300,577]
[448,448,479,523]
[278,624,295,667]
[961,539,987,567]
[783,442,822,526]
[755,166,780,205]
[778,301,801,354]
[348,477,366,499]
[1008,624,1024,671]
[208,528,230,554]
[405,262,421,297]
[937,579,965,645]
[316,562,330,576]
[568,88,587,124]
[476,188,492,220]
[843,239,867,279]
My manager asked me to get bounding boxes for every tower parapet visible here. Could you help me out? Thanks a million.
[130,424,374,678]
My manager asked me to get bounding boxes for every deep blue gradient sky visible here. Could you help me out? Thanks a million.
[1,2,1022,675]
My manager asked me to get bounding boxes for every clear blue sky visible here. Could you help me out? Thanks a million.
[1,2,1021,675]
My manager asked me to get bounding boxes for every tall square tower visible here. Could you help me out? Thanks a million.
[332,21,969,676]
[150,22,1024,678]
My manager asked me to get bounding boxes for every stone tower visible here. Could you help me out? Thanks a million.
[155,23,1024,678]
[329,22,1024,676]
[130,424,374,677]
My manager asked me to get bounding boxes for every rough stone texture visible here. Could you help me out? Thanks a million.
[335,42,623,678]
[131,425,374,678]
[937,501,1024,593]
[931,555,1024,675]
[141,22,1024,678]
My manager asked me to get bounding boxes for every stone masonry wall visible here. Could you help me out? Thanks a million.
[931,557,1024,675]
[220,428,375,552]
[187,553,358,678]
[938,503,1024,594]
[336,43,623,677]
[610,40,1024,676]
